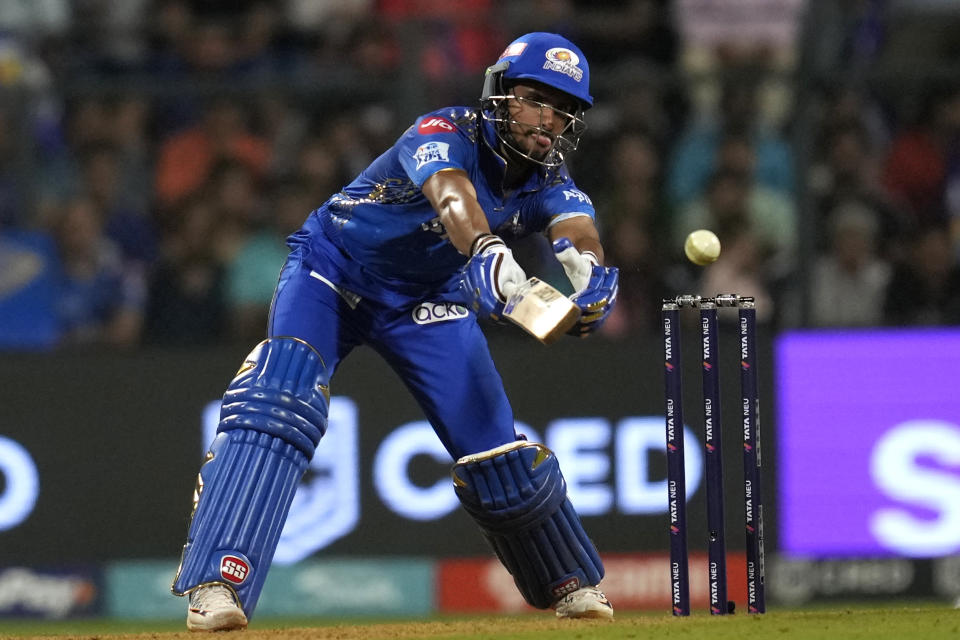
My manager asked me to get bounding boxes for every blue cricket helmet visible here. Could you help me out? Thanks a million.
[483,32,593,109]
[480,33,592,168]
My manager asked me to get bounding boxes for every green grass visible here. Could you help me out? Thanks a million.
[1,604,958,639]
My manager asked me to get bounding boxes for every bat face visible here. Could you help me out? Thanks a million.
[502,277,580,344]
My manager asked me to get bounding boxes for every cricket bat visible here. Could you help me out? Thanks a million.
[501,277,580,344]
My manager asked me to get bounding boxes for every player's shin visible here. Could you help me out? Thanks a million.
[452,441,605,609]
[171,337,329,618]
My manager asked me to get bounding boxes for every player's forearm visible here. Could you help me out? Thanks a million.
[438,193,492,255]
[574,237,604,264]
[422,169,491,255]
[550,218,605,264]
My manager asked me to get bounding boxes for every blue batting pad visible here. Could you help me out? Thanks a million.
[172,337,329,616]
[452,442,604,609]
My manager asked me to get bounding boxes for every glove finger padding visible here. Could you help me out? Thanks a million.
[568,265,619,336]
[552,237,598,293]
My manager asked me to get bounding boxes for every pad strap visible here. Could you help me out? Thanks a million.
[172,337,329,617]
[452,441,604,609]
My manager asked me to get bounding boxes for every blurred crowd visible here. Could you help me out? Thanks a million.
[1,0,960,351]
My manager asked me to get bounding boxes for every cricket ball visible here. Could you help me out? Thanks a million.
[684,229,721,266]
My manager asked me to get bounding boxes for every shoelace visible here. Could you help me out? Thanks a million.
[191,585,236,610]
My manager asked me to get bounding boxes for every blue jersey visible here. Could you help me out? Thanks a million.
[289,106,596,306]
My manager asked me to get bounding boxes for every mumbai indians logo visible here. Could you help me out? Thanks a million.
[413,141,450,170]
[543,48,583,82]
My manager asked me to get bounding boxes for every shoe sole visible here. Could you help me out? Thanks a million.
[187,609,249,632]
[557,608,614,620]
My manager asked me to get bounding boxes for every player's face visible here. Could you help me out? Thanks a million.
[506,83,578,161]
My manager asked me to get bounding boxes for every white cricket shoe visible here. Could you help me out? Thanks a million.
[187,583,248,632]
[554,585,614,619]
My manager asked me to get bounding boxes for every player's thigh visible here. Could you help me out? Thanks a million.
[372,305,516,459]
[268,255,363,375]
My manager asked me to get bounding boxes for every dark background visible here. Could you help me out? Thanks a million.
[0,323,777,564]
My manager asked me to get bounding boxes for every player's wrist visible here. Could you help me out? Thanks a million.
[580,250,600,267]
[470,232,505,257]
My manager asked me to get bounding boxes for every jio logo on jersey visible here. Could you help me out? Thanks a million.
[417,117,455,135]
[412,302,469,325]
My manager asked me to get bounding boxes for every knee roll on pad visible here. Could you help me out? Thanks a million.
[218,337,329,457]
[452,441,604,609]
[172,337,329,617]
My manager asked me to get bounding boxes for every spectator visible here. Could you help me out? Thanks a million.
[503,0,576,40]
[818,84,891,156]
[674,168,785,324]
[284,0,371,46]
[235,1,293,75]
[39,95,155,226]
[809,201,892,327]
[36,96,114,224]
[0,218,59,350]
[107,95,155,213]
[144,0,194,75]
[294,132,344,206]
[378,0,501,82]
[205,157,264,265]
[666,79,794,208]
[154,98,270,212]
[810,120,909,259]
[143,195,227,345]
[696,225,776,325]
[883,223,960,326]
[597,130,671,336]
[255,94,310,181]
[224,177,312,341]
[570,0,678,68]
[673,165,796,280]
[79,141,158,266]
[52,194,145,348]
[881,82,960,227]
[327,113,376,179]
[146,5,270,135]
[68,0,152,72]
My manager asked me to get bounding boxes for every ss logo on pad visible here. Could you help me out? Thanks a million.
[220,554,251,584]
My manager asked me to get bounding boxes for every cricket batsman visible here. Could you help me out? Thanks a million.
[171,31,619,630]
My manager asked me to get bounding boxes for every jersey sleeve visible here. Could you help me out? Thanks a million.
[396,111,473,187]
[536,182,596,232]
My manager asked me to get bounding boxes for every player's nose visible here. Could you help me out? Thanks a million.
[539,105,557,131]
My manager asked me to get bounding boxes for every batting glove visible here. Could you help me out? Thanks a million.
[553,237,619,336]
[553,237,599,292]
[462,233,528,319]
